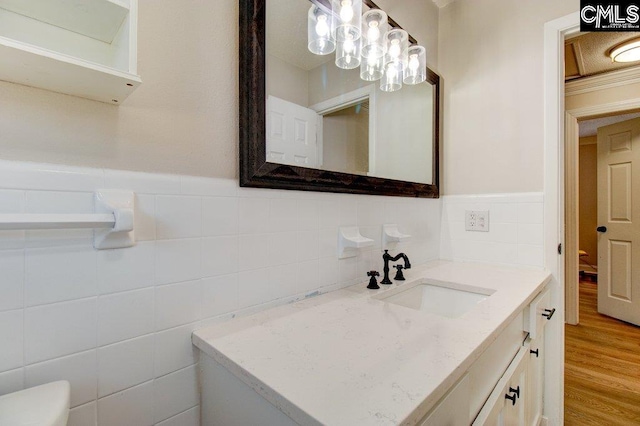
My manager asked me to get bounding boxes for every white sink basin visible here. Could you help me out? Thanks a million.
[376,280,495,318]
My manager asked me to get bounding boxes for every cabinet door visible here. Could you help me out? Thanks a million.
[526,333,544,426]
[473,345,529,426]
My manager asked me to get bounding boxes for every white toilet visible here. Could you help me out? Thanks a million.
[0,381,70,426]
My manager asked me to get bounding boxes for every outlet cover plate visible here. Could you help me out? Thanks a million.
[465,210,489,232]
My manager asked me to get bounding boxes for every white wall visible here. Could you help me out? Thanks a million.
[438,0,579,195]
[267,55,310,107]
[440,193,544,268]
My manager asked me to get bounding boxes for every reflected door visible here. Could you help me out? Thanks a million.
[266,96,319,167]
[597,118,640,325]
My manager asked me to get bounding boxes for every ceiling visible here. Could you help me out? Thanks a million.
[565,32,640,80]
[579,111,640,137]
[566,32,640,137]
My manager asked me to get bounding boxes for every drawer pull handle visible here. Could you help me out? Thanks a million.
[504,386,520,406]
[530,348,539,357]
[505,393,516,405]
[542,308,556,320]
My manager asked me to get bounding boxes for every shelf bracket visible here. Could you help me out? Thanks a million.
[338,227,374,259]
[382,224,411,249]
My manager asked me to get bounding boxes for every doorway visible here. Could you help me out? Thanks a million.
[543,12,640,424]
[563,33,640,424]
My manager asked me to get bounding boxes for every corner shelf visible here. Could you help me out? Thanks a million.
[0,0,141,104]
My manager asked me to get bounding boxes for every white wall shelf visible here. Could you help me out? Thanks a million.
[0,0,141,104]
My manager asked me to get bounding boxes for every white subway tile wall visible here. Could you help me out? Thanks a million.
[440,193,545,267]
[0,160,441,425]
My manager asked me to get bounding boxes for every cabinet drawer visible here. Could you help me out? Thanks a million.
[472,344,529,426]
[524,287,553,339]
[468,311,525,420]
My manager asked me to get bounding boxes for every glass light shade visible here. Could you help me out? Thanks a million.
[332,0,362,42]
[380,60,403,92]
[361,9,388,59]
[335,29,361,69]
[610,38,640,62]
[385,29,408,69]
[308,5,335,55]
[404,45,427,84]
[360,55,384,81]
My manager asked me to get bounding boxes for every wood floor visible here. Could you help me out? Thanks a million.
[565,280,640,425]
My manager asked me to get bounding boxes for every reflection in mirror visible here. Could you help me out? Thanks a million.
[266,0,434,184]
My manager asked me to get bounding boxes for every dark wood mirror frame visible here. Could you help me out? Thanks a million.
[239,0,440,198]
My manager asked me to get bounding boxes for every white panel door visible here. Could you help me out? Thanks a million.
[597,118,640,325]
[266,96,319,168]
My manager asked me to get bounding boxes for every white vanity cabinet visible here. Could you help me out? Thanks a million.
[192,263,553,426]
[471,286,553,426]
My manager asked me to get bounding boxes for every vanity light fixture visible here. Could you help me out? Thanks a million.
[308,5,336,55]
[380,29,408,92]
[404,45,427,85]
[380,60,403,92]
[336,29,362,69]
[610,38,640,63]
[333,0,362,41]
[360,54,385,81]
[306,2,427,92]
[361,9,388,59]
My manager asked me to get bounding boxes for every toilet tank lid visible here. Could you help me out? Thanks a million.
[0,381,70,426]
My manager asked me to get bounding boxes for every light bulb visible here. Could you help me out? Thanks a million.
[367,21,380,42]
[315,15,329,37]
[389,39,400,59]
[340,0,354,23]
[408,54,419,72]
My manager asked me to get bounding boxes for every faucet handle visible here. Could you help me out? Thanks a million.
[393,265,405,281]
[367,271,380,289]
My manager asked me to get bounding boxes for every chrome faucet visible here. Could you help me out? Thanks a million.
[381,250,411,284]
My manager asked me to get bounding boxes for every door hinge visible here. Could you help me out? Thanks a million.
[558,243,562,255]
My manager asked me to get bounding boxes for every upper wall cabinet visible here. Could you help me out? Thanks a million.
[0,0,141,104]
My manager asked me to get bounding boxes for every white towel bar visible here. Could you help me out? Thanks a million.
[0,213,116,230]
[0,190,136,249]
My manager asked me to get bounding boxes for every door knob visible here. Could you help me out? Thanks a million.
[597,226,607,233]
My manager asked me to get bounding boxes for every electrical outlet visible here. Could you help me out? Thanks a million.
[465,210,489,232]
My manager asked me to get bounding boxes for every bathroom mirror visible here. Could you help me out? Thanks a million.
[240,0,440,197]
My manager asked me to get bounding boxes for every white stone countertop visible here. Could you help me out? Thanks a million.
[192,260,551,426]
